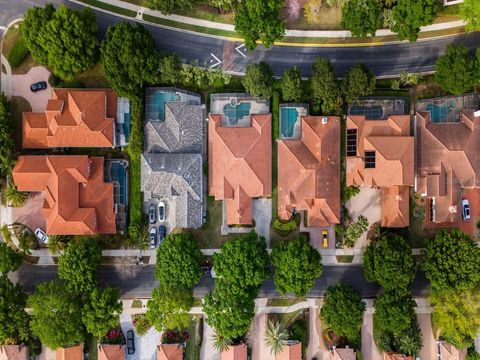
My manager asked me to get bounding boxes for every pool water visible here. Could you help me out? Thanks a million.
[426,100,456,123]
[280,108,299,138]
[223,102,251,124]
[109,162,127,205]
[147,91,181,121]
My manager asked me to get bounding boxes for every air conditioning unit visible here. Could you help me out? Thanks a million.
[474,110,480,118]
[322,117,328,124]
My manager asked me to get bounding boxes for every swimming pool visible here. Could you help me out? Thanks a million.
[426,100,457,123]
[280,107,299,138]
[109,161,128,205]
[223,102,251,124]
[146,91,181,121]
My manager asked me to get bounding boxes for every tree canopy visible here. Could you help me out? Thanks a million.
[101,22,161,98]
[58,237,102,295]
[391,0,438,42]
[82,287,122,339]
[320,283,365,345]
[159,54,182,85]
[0,243,22,275]
[242,62,274,98]
[342,63,376,104]
[213,231,270,292]
[233,0,285,50]
[460,0,480,31]
[155,232,203,288]
[28,280,84,349]
[310,58,343,114]
[281,66,303,102]
[363,234,416,293]
[422,230,480,291]
[0,94,18,177]
[374,291,416,335]
[341,0,382,37]
[146,0,196,15]
[0,276,30,344]
[435,44,478,95]
[21,4,55,65]
[271,236,323,297]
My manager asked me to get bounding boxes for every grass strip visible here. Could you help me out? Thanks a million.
[77,0,137,17]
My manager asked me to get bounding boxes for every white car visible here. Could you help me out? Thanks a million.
[35,228,49,244]
[462,199,471,221]
[149,227,157,249]
[158,201,165,222]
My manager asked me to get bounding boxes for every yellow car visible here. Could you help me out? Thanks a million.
[322,230,329,248]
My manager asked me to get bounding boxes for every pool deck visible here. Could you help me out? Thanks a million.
[210,93,270,126]
[279,104,308,139]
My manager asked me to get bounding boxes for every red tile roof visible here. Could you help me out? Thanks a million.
[157,344,183,360]
[221,343,247,360]
[383,353,413,360]
[55,344,83,360]
[346,115,414,227]
[438,342,467,360]
[275,342,302,360]
[12,155,116,235]
[0,345,28,360]
[327,347,357,360]
[22,89,117,148]
[208,114,272,225]
[278,116,340,227]
[98,345,125,360]
[416,111,480,224]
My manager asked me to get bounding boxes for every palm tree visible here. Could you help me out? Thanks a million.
[212,333,231,353]
[47,235,69,255]
[264,320,289,355]
[394,324,423,356]
[3,180,28,207]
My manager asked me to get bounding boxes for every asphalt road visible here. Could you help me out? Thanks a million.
[14,264,430,299]
[0,0,479,77]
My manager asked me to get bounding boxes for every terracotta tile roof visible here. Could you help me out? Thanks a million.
[221,343,247,360]
[98,345,125,360]
[275,342,302,360]
[327,347,357,360]
[438,342,467,360]
[383,353,413,360]
[416,111,480,224]
[347,115,414,227]
[12,155,116,235]
[0,345,28,360]
[157,344,183,360]
[208,114,272,225]
[22,89,117,148]
[278,116,340,227]
[55,344,83,360]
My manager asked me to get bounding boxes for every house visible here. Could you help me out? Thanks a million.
[221,343,248,360]
[278,116,340,227]
[22,89,130,148]
[208,113,272,225]
[55,344,83,360]
[383,353,413,360]
[416,111,480,225]
[0,345,28,360]
[327,347,357,360]
[275,341,302,360]
[98,344,125,360]
[141,90,205,229]
[346,115,414,227]
[12,155,116,235]
[437,341,467,360]
[157,344,183,360]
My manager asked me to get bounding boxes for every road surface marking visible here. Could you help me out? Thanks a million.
[209,53,222,68]
[235,43,247,57]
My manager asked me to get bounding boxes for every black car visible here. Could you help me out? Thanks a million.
[148,204,156,224]
[30,81,47,93]
[158,225,167,243]
[126,330,135,355]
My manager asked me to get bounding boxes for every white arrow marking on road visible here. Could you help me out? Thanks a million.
[235,43,247,58]
[210,53,222,69]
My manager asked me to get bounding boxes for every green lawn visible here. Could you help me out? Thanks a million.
[266,298,305,307]
[86,333,98,360]
[336,255,354,263]
[77,0,137,17]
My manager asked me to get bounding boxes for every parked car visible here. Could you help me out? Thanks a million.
[158,225,167,243]
[158,201,165,222]
[462,199,471,221]
[30,81,47,93]
[34,228,49,244]
[321,230,328,248]
[149,204,156,224]
[149,227,157,249]
[126,330,135,354]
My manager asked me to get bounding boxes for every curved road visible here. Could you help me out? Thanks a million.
[1,0,479,76]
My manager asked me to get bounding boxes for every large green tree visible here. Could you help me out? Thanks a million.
[155,232,203,288]
[146,285,194,331]
[374,291,416,335]
[213,231,270,292]
[271,236,323,297]
[342,63,376,104]
[341,0,382,37]
[434,44,478,95]
[422,229,480,291]
[58,237,102,295]
[363,234,416,293]
[460,0,480,31]
[320,283,365,345]
[146,0,196,15]
[0,96,16,177]
[281,66,303,102]
[0,243,22,275]
[21,4,55,65]
[391,0,438,42]
[242,62,274,98]
[310,58,343,114]
[28,280,84,349]
[0,276,30,344]
[82,287,122,339]
[101,22,161,98]
[233,0,285,50]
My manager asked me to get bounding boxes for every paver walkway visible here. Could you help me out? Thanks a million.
[417,313,436,360]
[307,300,325,360]
[199,320,219,360]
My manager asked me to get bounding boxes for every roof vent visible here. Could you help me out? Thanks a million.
[474,110,480,118]
[322,117,328,124]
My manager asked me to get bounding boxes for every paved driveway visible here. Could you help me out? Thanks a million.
[249,312,273,360]
[11,192,46,233]
[11,66,51,111]
[417,313,436,360]
[200,320,219,360]
[253,198,272,243]
[361,312,382,360]
[120,313,160,360]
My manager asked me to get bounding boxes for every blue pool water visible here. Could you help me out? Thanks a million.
[109,162,127,205]
[122,113,131,141]
[349,104,384,119]
[147,91,181,121]
[426,100,457,123]
[223,102,251,124]
[280,108,299,138]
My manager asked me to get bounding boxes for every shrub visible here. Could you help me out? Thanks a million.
[133,315,151,336]
[7,38,29,69]
[273,217,298,236]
